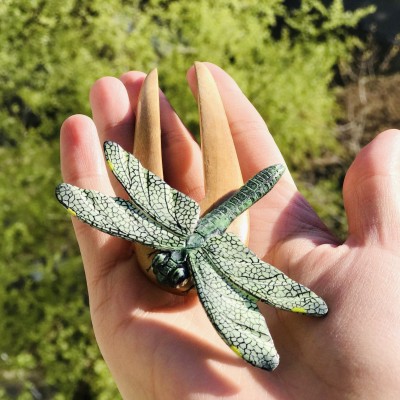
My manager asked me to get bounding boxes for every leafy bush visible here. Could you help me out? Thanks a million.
[147,0,374,167]
[0,0,373,398]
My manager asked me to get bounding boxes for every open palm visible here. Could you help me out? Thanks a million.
[60,63,400,399]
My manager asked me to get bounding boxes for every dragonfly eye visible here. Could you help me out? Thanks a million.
[152,252,169,268]
[169,264,190,287]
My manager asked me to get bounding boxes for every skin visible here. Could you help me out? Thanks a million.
[60,63,400,400]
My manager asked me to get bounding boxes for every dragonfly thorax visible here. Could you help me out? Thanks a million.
[151,250,192,290]
[185,232,206,249]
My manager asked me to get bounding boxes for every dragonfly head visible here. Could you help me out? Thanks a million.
[151,251,192,290]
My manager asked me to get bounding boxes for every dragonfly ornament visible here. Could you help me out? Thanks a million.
[56,141,328,371]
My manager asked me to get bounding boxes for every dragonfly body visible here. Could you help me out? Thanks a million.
[56,141,328,371]
[151,163,285,289]
[195,164,284,238]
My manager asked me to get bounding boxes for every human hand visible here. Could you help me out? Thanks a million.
[59,63,400,399]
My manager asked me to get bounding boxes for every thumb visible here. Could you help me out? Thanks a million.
[343,129,400,249]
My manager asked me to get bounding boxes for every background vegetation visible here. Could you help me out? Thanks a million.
[0,0,388,398]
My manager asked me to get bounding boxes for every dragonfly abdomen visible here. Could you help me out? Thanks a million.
[196,164,285,237]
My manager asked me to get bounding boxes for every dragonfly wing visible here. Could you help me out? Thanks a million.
[104,141,200,236]
[206,234,328,316]
[56,183,185,249]
[188,249,279,371]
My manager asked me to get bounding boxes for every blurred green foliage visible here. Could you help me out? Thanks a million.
[0,0,373,398]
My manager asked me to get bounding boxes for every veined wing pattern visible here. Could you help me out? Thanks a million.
[104,141,200,236]
[189,249,280,370]
[56,141,200,250]
[206,233,328,316]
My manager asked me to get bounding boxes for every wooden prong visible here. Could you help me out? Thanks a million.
[195,62,249,244]
[132,69,184,293]
[133,69,163,176]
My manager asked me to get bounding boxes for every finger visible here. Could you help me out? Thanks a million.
[90,76,135,149]
[343,129,400,248]
[60,115,112,194]
[90,77,136,199]
[59,115,132,275]
[120,71,204,202]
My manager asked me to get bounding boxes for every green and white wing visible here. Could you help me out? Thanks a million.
[55,183,186,249]
[205,234,328,316]
[104,141,200,236]
[188,249,279,371]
